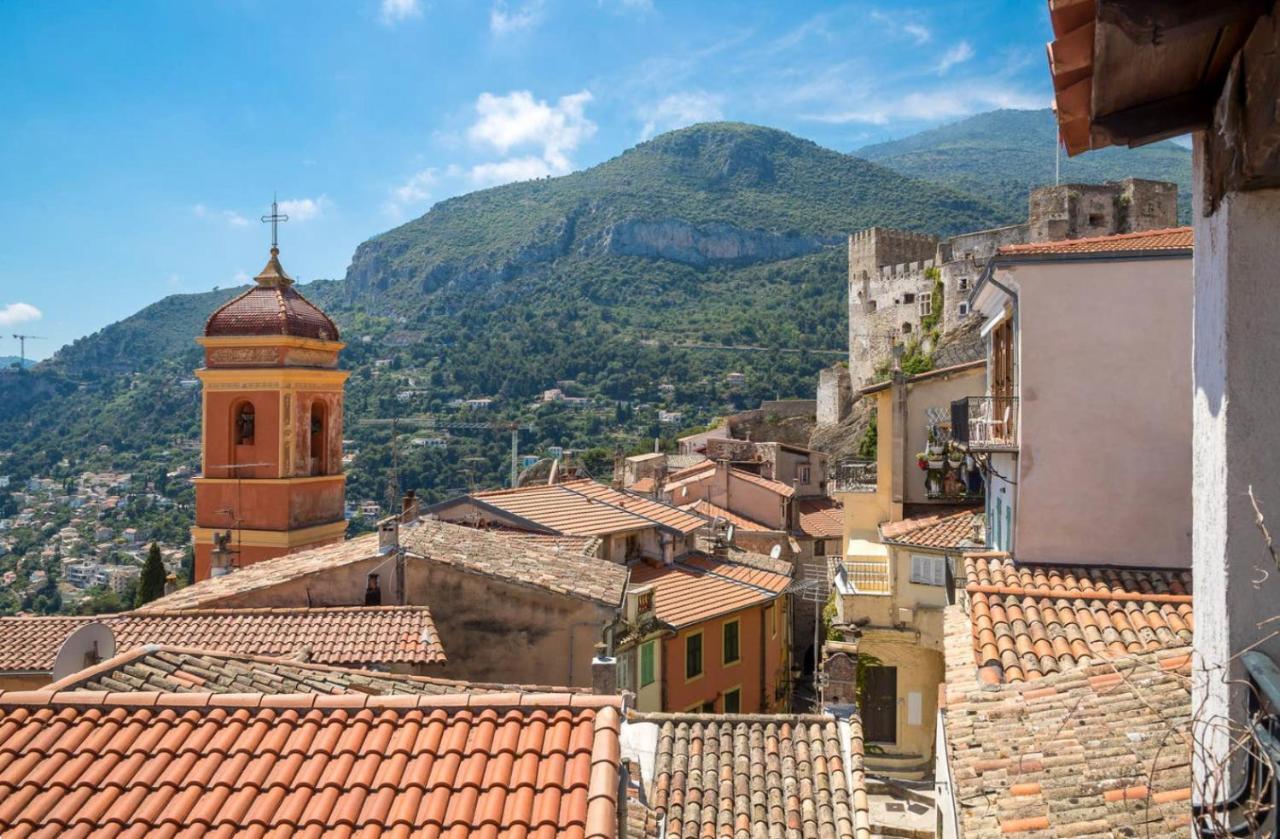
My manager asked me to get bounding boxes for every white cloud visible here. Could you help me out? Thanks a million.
[0,302,42,328]
[379,0,421,24]
[804,84,1046,125]
[937,41,974,74]
[639,91,724,139]
[466,90,595,184]
[597,0,653,11]
[233,270,251,284]
[392,168,439,206]
[193,203,250,228]
[223,210,250,227]
[490,0,543,35]
[903,23,931,44]
[277,196,330,222]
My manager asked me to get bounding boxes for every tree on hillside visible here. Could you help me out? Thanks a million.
[135,542,166,607]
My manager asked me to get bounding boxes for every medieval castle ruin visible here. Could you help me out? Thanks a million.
[816,177,1179,425]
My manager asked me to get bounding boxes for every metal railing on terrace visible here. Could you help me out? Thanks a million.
[951,396,1019,450]
[832,458,877,493]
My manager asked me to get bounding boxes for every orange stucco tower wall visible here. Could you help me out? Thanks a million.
[191,245,349,581]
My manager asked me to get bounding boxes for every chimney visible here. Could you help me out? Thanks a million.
[401,490,419,523]
[591,642,617,695]
[163,574,177,596]
[378,517,400,555]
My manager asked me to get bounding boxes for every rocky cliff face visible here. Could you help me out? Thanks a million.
[590,219,840,267]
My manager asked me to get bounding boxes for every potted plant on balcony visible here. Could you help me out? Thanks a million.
[916,453,929,471]
[947,444,964,468]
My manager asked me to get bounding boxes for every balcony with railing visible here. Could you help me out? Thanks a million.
[837,558,891,595]
[951,396,1019,451]
[832,458,877,493]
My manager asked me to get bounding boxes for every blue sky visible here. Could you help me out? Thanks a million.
[0,0,1054,360]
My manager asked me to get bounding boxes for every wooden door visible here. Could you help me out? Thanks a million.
[861,666,898,743]
[992,318,1014,401]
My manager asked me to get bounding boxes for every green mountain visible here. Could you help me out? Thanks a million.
[0,117,1190,512]
[855,108,1193,223]
[0,357,34,371]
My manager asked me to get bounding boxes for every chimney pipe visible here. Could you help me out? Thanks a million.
[591,642,617,695]
[401,490,419,523]
[378,517,400,555]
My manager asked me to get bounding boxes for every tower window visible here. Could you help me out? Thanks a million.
[234,403,255,445]
[902,322,913,335]
[310,402,327,476]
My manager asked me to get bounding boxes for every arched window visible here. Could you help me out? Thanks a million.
[309,401,327,476]
[901,322,913,335]
[234,402,255,445]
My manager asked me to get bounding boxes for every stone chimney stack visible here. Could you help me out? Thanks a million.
[591,642,617,695]
[401,490,420,523]
[378,517,400,555]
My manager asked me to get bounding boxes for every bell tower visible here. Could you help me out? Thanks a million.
[192,213,348,580]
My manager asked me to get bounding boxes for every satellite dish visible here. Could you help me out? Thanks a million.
[724,524,736,545]
[769,544,783,561]
[52,622,116,682]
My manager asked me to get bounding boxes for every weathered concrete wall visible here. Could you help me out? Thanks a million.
[1191,168,1280,781]
[406,562,613,687]
[901,366,984,504]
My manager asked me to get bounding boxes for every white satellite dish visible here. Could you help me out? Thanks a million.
[51,622,116,682]
[769,544,783,561]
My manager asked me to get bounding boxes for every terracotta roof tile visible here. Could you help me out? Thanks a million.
[941,604,1190,838]
[796,497,844,539]
[402,520,629,605]
[470,479,708,536]
[0,690,622,836]
[997,226,1192,257]
[204,249,340,340]
[635,712,870,839]
[962,556,1193,684]
[45,646,579,697]
[880,509,982,550]
[627,555,790,628]
[0,606,445,674]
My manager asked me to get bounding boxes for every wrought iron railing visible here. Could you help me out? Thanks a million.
[1194,650,1280,836]
[832,458,877,493]
[951,396,1019,449]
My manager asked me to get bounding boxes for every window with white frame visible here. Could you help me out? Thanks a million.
[910,554,948,586]
[919,297,932,316]
[958,302,970,316]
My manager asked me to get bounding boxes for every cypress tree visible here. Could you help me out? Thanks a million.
[136,542,166,607]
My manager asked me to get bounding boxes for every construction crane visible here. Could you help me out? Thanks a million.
[10,334,45,367]
[357,416,536,504]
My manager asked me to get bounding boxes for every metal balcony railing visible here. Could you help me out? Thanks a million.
[832,458,877,493]
[951,396,1019,450]
[1194,650,1280,836]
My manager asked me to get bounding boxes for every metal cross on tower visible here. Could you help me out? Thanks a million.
[260,195,289,249]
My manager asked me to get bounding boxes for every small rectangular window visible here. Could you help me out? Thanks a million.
[958,303,970,316]
[765,603,776,638]
[723,688,741,714]
[640,640,655,687]
[958,277,970,291]
[919,297,932,316]
[685,633,703,680]
[723,620,740,665]
[701,701,716,713]
[910,554,947,586]
[902,293,916,304]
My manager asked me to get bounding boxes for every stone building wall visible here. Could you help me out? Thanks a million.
[816,365,852,427]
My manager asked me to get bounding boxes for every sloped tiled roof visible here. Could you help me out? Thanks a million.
[497,532,603,556]
[0,690,623,837]
[796,497,844,539]
[45,646,579,697]
[941,604,1191,838]
[470,480,708,537]
[627,555,790,628]
[997,226,1192,257]
[964,556,1193,684]
[139,532,382,611]
[727,468,797,499]
[0,606,445,674]
[637,712,871,839]
[880,509,981,550]
[402,519,629,606]
[677,499,772,532]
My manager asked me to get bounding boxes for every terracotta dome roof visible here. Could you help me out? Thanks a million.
[204,248,340,341]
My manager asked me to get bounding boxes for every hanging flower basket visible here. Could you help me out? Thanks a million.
[928,458,945,470]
